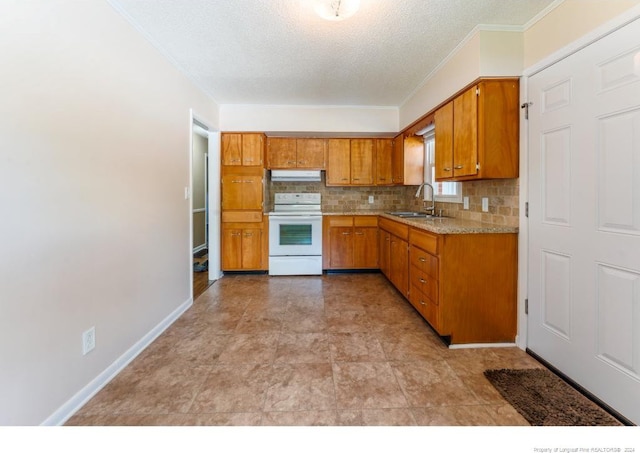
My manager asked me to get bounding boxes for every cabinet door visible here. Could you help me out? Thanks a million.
[326,139,351,185]
[268,138,297,168]
[222,133,242,166]
[379,230,390,277]
[350,139,374,185]
[222,228,242,269]
[241,228,262,269]
[391,135,404,184]
[374,139,393,185]
[242,134,264,167]
[222,174,263,210]
[453,86,478,178]
[329,227,354,268]
[389,236,409,296]
[434,102,454,180]
[354,227,378,268]
[296,139,325,169]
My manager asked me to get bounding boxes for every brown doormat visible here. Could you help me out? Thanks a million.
[484,368,622,426]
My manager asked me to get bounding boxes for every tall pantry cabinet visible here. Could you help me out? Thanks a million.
[221,133,268,271]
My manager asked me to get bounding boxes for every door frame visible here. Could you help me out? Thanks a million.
[517,4,640,349]
[189,110,221,302]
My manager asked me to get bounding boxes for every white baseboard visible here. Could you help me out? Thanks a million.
[448,342,517,350]
[41,297,193,426]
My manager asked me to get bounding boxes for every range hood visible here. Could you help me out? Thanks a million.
[270,169,322,182]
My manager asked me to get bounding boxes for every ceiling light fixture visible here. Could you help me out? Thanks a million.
[314,0,360,21]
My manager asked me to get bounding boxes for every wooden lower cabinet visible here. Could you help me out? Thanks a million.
[380,217,517,345]
[221,216,268,271]
[323,215,378,270]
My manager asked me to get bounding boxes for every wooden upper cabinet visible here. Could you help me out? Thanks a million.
[434,78,519,181]
[326,139,351,185]
[434,102,454,180]
[267,138,326,169]
[221,172,263,210]
[222,133,264,167]
[392,134,404,184]
[375,139,393,185]
[350,139,374,185]
[296,139,326,169]
[391,134,424,186]
[267,138,297,168]
[452,85,478,178]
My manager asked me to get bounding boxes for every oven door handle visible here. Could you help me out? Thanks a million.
[269,216,322,221]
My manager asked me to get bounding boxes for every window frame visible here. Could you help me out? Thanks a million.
[422,127,463,203]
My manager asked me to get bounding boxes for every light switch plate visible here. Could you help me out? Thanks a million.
[463,197,469,210]
[482,197,489,212]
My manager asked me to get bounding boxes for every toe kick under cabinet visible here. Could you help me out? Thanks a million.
[407,227,517,345]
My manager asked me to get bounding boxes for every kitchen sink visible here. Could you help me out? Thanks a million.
[386,211,434,218]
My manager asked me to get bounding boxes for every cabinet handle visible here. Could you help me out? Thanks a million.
[244,233,253,237]
[454,165,464,169]
[287,161,295,164]
[420,300,426,306]
[419,278,426,284]
[378,178,386,181]
[341,178,348,181]
[443,167,451,172]
[245,158,254,162]
[419,257,426,262]
[231,180,242,183]
[342,232,351,235]
[353,178,360,181]
[298,161,306,164]
[231,232,241,237]
[355,232,364,235]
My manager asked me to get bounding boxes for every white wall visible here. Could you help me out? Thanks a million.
[399,29,524,129]
[220,104,398,133]
[0,0,218,425]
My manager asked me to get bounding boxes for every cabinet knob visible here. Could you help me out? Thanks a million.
[419,278,426,284]
[443,167,451,172]
[454,165,464,169]
[419,257,426,262]
[420,300,426,306]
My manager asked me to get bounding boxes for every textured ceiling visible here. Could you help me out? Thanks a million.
[110,0,556,106]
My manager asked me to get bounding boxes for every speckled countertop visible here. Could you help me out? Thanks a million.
[322,211,518,234]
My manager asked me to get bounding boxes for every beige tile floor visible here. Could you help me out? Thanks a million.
[66,273,544,426]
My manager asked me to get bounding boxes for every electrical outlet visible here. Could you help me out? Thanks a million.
[368,195,374,204]
[82,327,95,355]
[463,196,469,210]
[482,197,489,212]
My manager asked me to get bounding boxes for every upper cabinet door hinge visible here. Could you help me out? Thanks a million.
[476,87,480,96]
[476,163,480,171]
[521,102,533,120]
[525,298,529,315]
[525,202,529,218]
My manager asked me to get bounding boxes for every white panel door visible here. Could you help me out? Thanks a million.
[528,17,640,424]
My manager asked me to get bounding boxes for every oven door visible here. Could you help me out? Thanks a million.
[269,215,322,257]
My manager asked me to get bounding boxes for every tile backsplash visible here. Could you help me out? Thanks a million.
[267,171,519,227]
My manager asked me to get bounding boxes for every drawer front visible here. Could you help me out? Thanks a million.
[410,228,439,255]
[354,216,378,227]
[326,216,353,227]
[410,267,438,304]
[409,246,439,278]
[379,218,409,241]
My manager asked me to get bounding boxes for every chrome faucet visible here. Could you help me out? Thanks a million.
[415,182,435,215]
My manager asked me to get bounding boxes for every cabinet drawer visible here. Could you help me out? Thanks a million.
[409,284,441,333]
[379,218,409,241]
[326,216,353,227]
[223,211,263,223]
[409,246,438,279]
[409,266,438,304]
[354,216,378,227]
[410,228,439,255]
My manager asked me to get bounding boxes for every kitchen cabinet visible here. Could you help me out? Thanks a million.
[326,139,374,186]
[434,78,519,181]
[378,217,409,297]
[221,218,268,271]
[323,215,378,269]
[407,226,517,344]
[222,133,265,167]
[374,139,393,185]
[221,168,263,211]
[267,138,326,169]
[391,134,424,185]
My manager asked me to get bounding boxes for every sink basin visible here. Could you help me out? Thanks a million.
[386,211,432,218]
